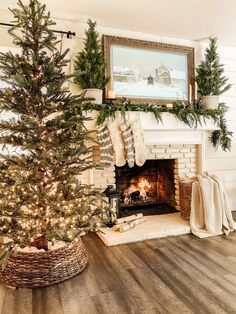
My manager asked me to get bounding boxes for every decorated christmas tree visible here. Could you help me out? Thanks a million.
[73,19,109,89]
[196,37,231,96]
[0,0,110,262]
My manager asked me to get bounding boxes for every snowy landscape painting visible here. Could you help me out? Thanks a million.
[110,45,188,101]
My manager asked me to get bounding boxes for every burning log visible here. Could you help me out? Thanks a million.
[130,190,141,201]
[121,178,153,206]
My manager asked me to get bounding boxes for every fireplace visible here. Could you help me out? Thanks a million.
[115,160,177,217]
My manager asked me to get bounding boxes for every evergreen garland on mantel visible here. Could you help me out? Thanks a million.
[80,102,232,151]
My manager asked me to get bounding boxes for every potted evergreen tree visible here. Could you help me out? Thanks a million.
[73,19,109,104]
[195,37,231,109]
[0,0,111,288]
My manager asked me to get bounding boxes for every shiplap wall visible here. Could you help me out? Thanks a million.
[203,45,236,210]
[1,15,236,209]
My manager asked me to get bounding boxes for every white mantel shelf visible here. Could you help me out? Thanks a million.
[129,112,217,131]
[128,112,218,146]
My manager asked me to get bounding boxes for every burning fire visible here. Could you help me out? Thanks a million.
[123,177,152,205]
[138,178,151,199]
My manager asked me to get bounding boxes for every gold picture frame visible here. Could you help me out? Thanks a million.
[103,35,195,104]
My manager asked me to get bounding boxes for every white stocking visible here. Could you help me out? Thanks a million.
[131,116,146,167]
[107,115,126,167]
[120,114,135,168]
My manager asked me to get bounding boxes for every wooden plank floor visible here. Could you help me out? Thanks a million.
[0,213,236,314]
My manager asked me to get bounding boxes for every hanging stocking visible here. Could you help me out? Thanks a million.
[107,115,126,167]
[131,115,146,166]
[120,114,135,168]
[97,124,114,166]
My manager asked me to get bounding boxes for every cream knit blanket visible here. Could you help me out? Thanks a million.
[190,172,236,238]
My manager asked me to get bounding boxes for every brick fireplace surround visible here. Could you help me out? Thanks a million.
[93,143,197,211]
[80,111,218,212]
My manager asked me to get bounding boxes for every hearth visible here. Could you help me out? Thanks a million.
[115,160,177,217]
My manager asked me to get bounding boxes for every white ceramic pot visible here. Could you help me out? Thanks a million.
[202,95,219,109]
[85,88,103,104]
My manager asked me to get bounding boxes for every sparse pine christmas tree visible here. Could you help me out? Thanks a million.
[196,37,231,96]
[74,19,109,89]
[0,0,110,262]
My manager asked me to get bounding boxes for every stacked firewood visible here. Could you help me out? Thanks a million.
[112,213,146,232]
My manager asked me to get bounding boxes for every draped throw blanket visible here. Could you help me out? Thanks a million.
[190,172,236,238]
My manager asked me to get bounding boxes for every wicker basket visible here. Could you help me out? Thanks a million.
[179,178,194,221]
[0,237,88,288]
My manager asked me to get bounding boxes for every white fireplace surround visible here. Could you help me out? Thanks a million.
[80,112,218,209]
[130,112,217,173]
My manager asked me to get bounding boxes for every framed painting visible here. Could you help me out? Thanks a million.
[103,35,195,104]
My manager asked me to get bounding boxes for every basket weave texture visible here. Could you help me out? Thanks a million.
[179,179,194,221]
[0,237,88,288]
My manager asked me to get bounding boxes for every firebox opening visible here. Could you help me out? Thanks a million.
[115,159,177,217]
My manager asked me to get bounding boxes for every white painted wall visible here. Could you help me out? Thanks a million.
[203,45,236,210]
[1,16,236,209]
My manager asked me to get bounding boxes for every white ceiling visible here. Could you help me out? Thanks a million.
[1,0,236,46]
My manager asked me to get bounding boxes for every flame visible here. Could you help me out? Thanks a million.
[138,178,151,199]
[123,177,152,205]
[138,178,151,190]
